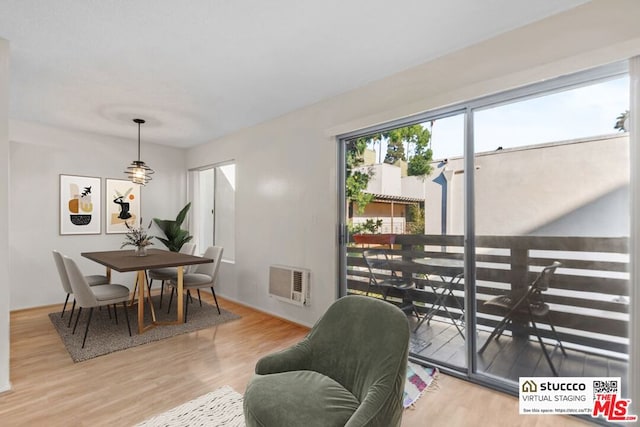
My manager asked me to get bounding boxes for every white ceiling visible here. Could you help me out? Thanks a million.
[0,0,588,148]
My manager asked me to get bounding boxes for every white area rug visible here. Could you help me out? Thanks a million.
[135,386,245,427]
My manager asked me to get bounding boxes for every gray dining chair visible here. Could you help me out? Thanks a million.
[147,243,196,308]
[52,250,110,327]
[62,255,132,348]
[166,246,223,322]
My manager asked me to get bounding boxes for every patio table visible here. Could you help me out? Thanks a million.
[412,257,465,337]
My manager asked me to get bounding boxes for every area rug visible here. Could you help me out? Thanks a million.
[133,364,437,426]
[135,385,245,427]
[403,361,439,408]
[49,294,241,362]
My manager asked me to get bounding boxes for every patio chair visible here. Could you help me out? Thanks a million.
[478,261,566,376]
[243,295,409,427]
[362,249,418,318]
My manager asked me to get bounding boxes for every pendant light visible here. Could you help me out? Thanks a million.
[125,118,154,185]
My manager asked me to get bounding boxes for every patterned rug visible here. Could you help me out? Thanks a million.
[135,386,244,427]
[403,361,439,408]
[49,294,241,362]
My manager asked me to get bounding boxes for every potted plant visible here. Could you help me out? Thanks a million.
[153,203,193,252]
[121,219,154,256]
[351,219,396,245]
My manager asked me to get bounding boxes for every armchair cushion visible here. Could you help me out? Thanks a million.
[244,370,360,427]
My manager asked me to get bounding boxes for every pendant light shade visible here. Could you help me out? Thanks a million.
[125,118,154,185]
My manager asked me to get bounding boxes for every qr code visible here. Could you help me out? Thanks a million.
[594,380,618,399]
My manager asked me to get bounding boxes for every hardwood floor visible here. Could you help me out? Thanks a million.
[1,295,588,426]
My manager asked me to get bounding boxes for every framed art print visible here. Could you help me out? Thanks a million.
[60,174,102,235]
[105,178,141,234]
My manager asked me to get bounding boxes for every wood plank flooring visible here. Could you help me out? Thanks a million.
[0,295,587,426]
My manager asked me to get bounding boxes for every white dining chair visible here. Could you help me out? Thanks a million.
[147,243,196,308]
[63,255,132,348]
[52,250,110,327]
[166,246,223,322]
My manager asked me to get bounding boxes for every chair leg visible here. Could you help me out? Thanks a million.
[478,316,512,354]
[130,276,139,307]
[81,307,94,349]
[185,290,190,323]
[72,307,83,334]
[121,302,132,336]
[113,304,118,324]
[211,287,221,315]
[146,272,152,295]
[159,281,165,309]
[197,289,203,307]
[530,318,558,376]
[167,287,175,314]
[546,313,567,356]
[61,293,70,318]
[67,299,77,328]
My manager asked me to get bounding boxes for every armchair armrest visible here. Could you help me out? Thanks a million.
[345,380,403,427]
[255,340,312,375]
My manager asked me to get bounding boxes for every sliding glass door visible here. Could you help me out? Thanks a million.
[473,74,630,389]
[339,62,632,398]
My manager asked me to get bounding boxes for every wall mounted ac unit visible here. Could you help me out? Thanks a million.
[269,265,310,306]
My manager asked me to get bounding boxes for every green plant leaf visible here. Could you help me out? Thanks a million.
[152,203,193,252]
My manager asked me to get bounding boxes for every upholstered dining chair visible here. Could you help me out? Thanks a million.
[62,255,132,348]
[244,295,410,427]
[146,243,196,308]
[166,246,223,322]
[52,250,110,327]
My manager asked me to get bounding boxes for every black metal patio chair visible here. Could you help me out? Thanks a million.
[362,249,419,319]
[478,261,566,376]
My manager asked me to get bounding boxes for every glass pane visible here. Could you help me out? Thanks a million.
[197,168,214,251]
[215,164,236,262]
[344,114,467,371]
[473,76,630,391]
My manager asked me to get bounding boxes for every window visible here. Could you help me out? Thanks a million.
[188,162,235,261]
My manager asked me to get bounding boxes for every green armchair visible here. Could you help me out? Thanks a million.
[243,295,410,427]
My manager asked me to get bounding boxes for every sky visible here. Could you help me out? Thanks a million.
[368,75,629,162]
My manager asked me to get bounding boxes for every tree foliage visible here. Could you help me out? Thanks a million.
[615,110,629,132]
[346,138,374,214]
[359,124,433,177]
[384,131,406,164]
[406,204,425,235]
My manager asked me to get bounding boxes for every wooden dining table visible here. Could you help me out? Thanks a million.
[82,248,213,334]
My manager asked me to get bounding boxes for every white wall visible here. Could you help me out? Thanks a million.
[358,163,402,196]
[186,1,640,327]
[425,135,630,237]
[0,38,11,393]
[9,120,187,310]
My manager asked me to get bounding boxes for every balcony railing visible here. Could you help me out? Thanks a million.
[347,234,630,359]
